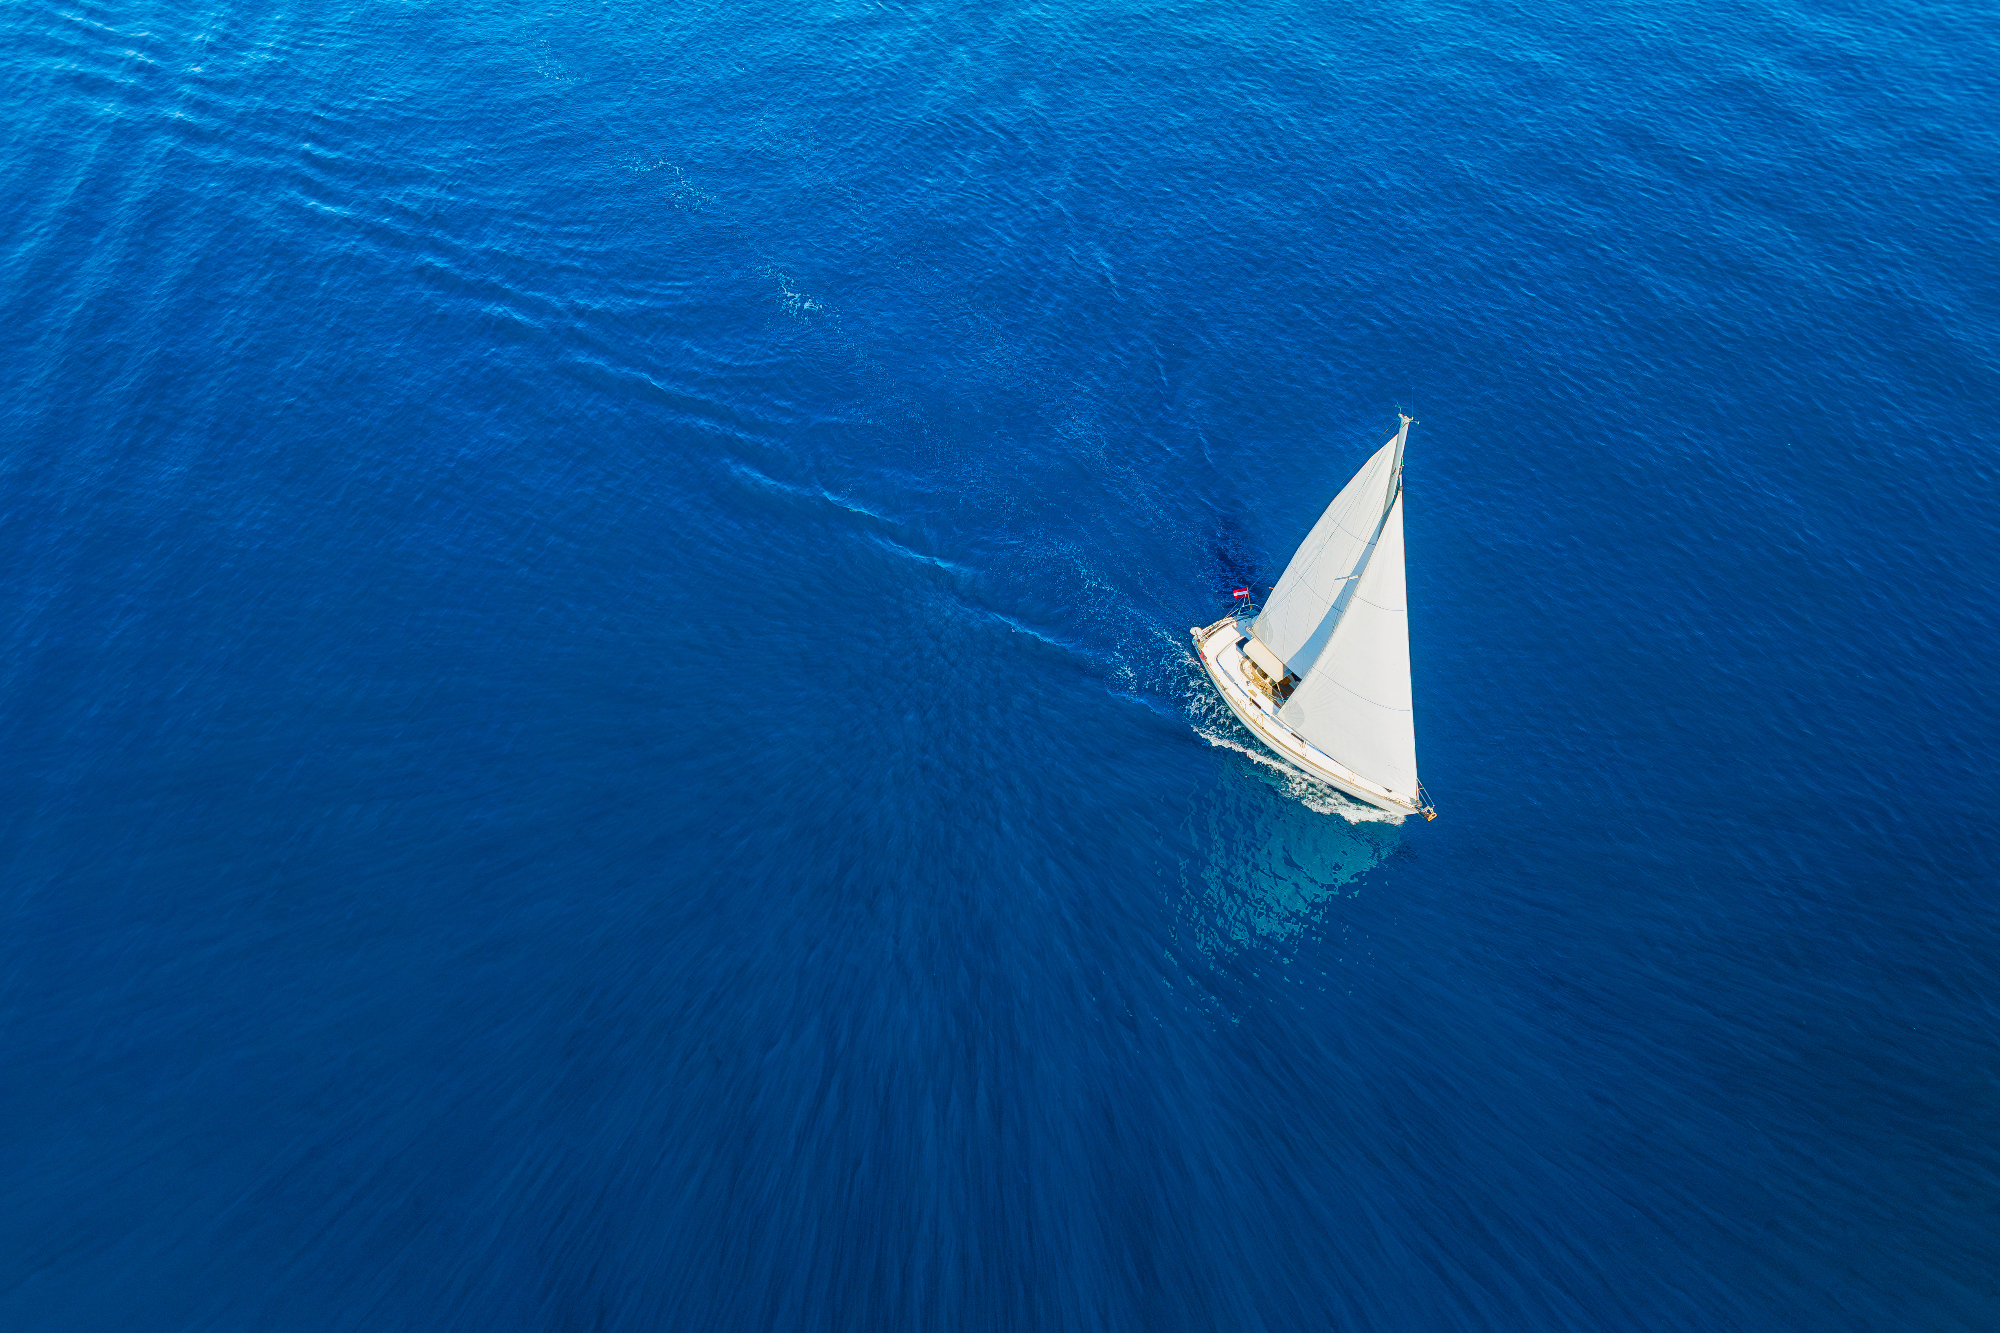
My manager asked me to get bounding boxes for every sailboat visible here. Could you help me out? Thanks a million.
[1192,414,1435,819]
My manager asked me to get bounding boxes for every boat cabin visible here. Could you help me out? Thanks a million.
[1240,635,1298,702]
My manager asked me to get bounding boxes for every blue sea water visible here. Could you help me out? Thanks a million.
[2,0,1997,1325]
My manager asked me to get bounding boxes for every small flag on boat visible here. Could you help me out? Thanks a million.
[1232,587,1250,599]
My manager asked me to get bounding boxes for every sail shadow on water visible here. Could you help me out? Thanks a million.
[1175,748,1400,965]
[1203,507,1270,605]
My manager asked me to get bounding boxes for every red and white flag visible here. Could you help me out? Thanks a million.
[1232,587,1250,599]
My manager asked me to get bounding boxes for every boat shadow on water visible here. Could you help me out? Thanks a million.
[1177,681,1402,962]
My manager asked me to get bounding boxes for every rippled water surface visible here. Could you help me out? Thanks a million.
[3,0,1996,1327]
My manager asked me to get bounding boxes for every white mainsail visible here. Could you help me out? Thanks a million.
[1250,418,1408,679]
[1278,489,1418,802]
[1248,414,1418,804]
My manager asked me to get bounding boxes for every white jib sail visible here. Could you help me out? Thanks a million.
[1279,490,1418,801]
[1250,418,1408,679]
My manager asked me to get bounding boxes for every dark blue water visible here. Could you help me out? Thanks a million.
[4,0,1997,1327]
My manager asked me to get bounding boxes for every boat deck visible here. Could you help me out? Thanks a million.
[1193,616,1422,817]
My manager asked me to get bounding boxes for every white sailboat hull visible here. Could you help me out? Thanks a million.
[1192,616,1429,818]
